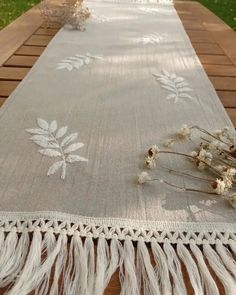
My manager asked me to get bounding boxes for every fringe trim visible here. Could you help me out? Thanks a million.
[0,215,235,294]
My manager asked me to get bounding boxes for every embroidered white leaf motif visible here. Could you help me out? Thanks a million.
[39,149,62,157]
[56,53,104,71]
[66,155,88,163]
[56,126,68,139]
[61,133,78,147]
[64,142,84,154]
[26,119,88,179]
[47,161,64,177]
[138,7,161,14]
[135,33,167,45]
[92,14,111,23]
[153,70,194,103]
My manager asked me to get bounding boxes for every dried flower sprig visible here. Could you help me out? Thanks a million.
[139,125,236,208]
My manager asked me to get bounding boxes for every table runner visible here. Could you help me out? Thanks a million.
[0,0,236,294]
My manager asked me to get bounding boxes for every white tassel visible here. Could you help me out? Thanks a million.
[190,243,219,295]
[163,243,187,295]
[94,237,110,295]
[84,237,95,294]
[177,243,203,295]
[151,241,172,295]
[229,242,236,255]
[35,232,57,295]
[136,240,161,295]
[0,231,29,287]
[49,234,68,295]
[7,232,65,295]
[215,243,236,281]
[120,239,139,295]
[63,234,87,295]
[203,243,236,295]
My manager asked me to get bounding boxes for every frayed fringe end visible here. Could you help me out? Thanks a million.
[0,231,235,295]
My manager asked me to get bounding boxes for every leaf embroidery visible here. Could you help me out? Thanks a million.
[26,118,88,179]
[153,70,194,103]
[138,7,161,14]
[92,14,112,23]
[56,53,104,71]
[135,33,167,45]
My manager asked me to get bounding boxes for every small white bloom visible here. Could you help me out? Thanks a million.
[229,195,236,209]
[214,126,230,138]
[197,149,212,170]
[215,165,226,173]
[222,167,236,188]
[164,138,175,148]
[190,151,198,158]
[212,179,226,195]
[138,172,151,184]
[145,156,156,169]
[148,145,160,158]
[177,124,191,139]
[208,141,218,151]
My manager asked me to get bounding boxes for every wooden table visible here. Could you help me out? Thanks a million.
[0,1,235,294]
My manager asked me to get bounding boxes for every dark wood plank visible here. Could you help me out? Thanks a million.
[181,20,205,31]
[198,54,232,65]
[0,67,30,80]
[192,43,225,55]
[204,65,236,77]
[186,30,215,43]
[0,5,43,66]
[217,91,236,108]
[226,108,236,127]
[35,28,59,36]
[0,81,19,96]
[24,35,53,46]
[209,77,236,91]
[4,55,38,67]
[15,45,45,56]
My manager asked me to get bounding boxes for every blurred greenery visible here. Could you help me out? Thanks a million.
[0,0,41,30]
[196,0,236,30]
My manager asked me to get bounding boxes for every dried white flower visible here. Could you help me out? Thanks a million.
[145,156,156,169]
[229,195,236,209]
[214,126,230,138]
[208,141,218,151]
[177,124,191,139]
[190,151,198,158]
[215,165,226,173]
[212,179,226,195]
[138,172,151,184]
[222,168,236,188]
[148,145,160,158]
[164,138,175,148]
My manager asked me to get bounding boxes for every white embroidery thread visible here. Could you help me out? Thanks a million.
[92,14,112,23]
[56,53,103,71]
[153,70,194,103]
[26,119,88,179]
[135,33,167,45]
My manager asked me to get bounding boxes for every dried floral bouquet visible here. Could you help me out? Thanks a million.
[138,125,236,208]
[40,0,90,30]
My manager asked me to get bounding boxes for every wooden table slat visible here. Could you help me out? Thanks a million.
[24,35,53,46]
[4,55,38,67]
[193,42,225,55]
[15,45,46,56]
[204,64,236,77]
[198,54,232,65]
[217,91,236,108]
[0,67,30,80]
[0,81,19,96]
[209,76,236,91]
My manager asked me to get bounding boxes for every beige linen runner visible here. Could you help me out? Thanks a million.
[0,0,235,294]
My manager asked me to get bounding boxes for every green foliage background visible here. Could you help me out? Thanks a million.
[0,0,41,30]
[197,0,236,30]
